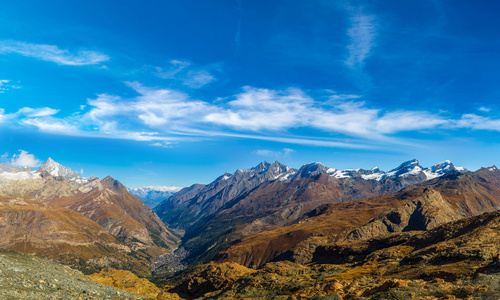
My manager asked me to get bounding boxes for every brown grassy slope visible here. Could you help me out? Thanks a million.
[213,189,412,268]
[50,176,179,256]
[0,194,152,273]
[0,174,179,256]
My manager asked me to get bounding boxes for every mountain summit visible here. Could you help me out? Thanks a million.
[38,158,87,183]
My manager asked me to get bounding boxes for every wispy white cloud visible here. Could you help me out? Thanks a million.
[478,106,491,112]
[254,148,295,158]
[21,118,79,134]
[124,81,212,127]
[150,142,174,148]
[0,107,59,123]
[0,79,21,93]
[183,70,216,88]
[17,107,59,117]
[235,19,242,54]
[0,41,109,66]
[205,87,313,131]
[452,114,500,131]
[155,60,218,88]
[205,87,444,139]
[345,12,377,68]
[155,60,191,78]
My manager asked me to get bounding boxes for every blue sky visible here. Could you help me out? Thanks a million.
[1,0,500,187]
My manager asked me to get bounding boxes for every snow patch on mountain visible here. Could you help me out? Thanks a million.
[0,165,41,181]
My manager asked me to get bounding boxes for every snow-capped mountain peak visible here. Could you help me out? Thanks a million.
[220,161,297,183]
[37,158,87,183]
[386,159,422,177]
[289,159,466,183]
[292,162,331,180]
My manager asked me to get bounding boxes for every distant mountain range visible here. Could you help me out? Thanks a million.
[127,186,183,208]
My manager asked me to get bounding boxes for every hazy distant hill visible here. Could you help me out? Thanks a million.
[127,185,183,208]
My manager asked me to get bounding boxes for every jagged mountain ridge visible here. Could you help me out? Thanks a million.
[292,159,465,181]
[156,159,464,230]
[155,160,297,230]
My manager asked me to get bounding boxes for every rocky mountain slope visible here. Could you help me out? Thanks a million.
[155,159,466,268]
[0,158,179,274]
[50,176,179,255]
[155,161,297,231]
[166,209,500,299]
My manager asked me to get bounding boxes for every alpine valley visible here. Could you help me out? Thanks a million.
[2,157,500,299]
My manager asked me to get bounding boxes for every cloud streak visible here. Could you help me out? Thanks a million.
[155,60,218,88]
[254,148,295,158]
[345,12,377,68]
[0,41,109,66]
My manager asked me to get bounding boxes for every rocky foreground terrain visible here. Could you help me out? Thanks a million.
[0,248,147,299]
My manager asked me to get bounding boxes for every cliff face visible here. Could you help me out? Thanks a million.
[344,188,463,240]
